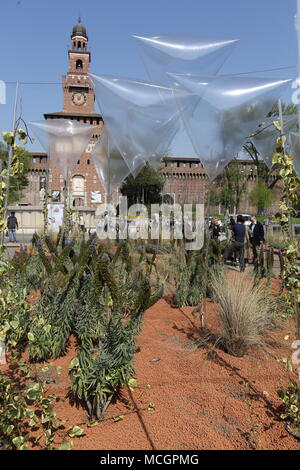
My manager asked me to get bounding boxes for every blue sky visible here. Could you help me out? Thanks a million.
[0,0,299,155]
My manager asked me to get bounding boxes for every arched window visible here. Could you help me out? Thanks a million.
[77,41,81,49]
[72,175,85,196]
[76,59,83,70]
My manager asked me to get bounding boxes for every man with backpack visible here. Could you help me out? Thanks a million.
[223,214,246,272]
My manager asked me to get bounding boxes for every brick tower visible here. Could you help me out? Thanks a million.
[62,19,95,114]
[43,18,105,207]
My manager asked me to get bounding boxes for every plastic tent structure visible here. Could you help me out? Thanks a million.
[92,129,132,197]
[133,34,238,157]
[133,34,238,86]
[90,73,196,176]
[169,74,291,179]
[29,119,98,181]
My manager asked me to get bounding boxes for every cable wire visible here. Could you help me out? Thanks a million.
[2,65,298,85]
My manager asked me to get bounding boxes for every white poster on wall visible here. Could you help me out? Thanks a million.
[47,204,64,232]
[91,191,102,203]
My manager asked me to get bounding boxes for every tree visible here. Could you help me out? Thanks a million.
[120,162,164,206]
[248,181,274,216]
[0,142,32,204]
[208,159,247,212]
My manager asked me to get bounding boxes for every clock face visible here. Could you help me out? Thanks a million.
[72,92,87,106]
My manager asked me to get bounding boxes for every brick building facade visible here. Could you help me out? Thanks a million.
[20,20,283,216]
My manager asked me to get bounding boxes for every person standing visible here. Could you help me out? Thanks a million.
[223,214,246,272]
[7,211,18,243]
[209,218,221,240]
[244,216,252,264]
[249,216,265,261]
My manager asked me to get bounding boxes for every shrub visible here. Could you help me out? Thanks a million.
[12,234,164,420]
[210,270,279,356]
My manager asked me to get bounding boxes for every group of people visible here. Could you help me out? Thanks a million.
[210,215,265,272]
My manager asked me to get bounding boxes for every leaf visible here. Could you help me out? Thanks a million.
[87,421,98,428]
[19,444,29,450]
[147,402,156,413]
[128,378,138,391]
[59,441,73,450]
[68,357,79,370]
[43,324,51,334]
[12,436,25,447]
[68,425,85,438]
[113,415,124,422]
[27,332,35,341]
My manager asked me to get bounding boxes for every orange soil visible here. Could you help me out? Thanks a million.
[19,289,300,450]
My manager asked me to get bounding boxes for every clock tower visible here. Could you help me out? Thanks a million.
[43,18,104,207]
[62,18,94,113]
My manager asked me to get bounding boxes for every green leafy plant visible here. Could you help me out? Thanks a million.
[9,234,164,421]
[277,380,300,435]
[0,368,62,450]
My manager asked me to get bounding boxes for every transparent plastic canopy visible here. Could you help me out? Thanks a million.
[90,73,195,176]
[170,74,291,180]
[92,129,133,195]
[29,120,98,180]
[133,34,238,86]
[251,115,298,169]
[134,34,238,158]
[288,132,300,177]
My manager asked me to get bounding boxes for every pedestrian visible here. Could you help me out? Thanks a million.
[7,211,19,243]
[209,217,221,240]
[244,216,252,264]
[79,214,85,233]
[229,216,236,228]
[223,214,246,272]
[249,215,265,261]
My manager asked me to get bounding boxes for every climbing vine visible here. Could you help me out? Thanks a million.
[0,129,28,238]
[272,135,300,335]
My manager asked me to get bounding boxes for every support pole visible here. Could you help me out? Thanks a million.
[3,81,19,221]
[296,1,300,133]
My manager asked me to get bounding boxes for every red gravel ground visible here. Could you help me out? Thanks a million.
[26,286,300,450]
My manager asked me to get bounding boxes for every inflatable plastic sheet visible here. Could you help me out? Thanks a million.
[288,132,300,177]
[90,73,195,176]
[251,115,298,169]
[92,129,132,195]
[170,74,291,180]
[133,34,238,86]
[134,34,238,158]
[29,120,98,180]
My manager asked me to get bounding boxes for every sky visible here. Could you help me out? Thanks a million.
[0,0,299,155]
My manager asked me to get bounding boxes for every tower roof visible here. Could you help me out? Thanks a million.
[71,20,88,39]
